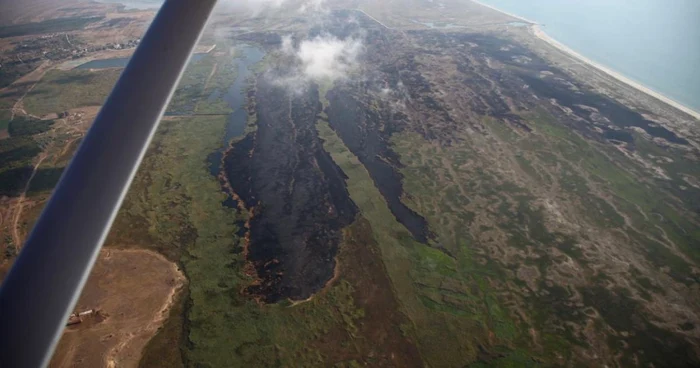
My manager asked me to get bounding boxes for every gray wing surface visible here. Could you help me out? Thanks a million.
[0,1,218,366]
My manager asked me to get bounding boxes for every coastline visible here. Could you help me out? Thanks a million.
[470,0,537,25]
[470,0,700,121]
[532,26,700,120]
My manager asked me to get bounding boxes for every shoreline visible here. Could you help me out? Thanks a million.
[470,0,700,121]
[470,0,537,25]
[532,26,700,120]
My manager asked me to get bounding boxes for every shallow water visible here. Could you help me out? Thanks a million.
[207,45,266,178]
[76,53,206,70]
[222,46,266,141]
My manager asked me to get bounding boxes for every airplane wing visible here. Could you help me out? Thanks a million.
[0,1,217,366]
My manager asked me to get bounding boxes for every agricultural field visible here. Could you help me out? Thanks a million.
[0,17,104,38]
[22,69,122,116]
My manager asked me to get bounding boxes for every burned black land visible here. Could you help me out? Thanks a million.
[224,78,357,303]
[224,12,434,303]
[326,86,431,243]
[407,30,689,147]
[219,13,699,365]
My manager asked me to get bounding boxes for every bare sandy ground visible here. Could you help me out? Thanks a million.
[49,248,185,368]
[56,45,216,71]
[56,49,136,70]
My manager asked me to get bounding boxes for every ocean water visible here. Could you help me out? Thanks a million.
[479,0,700,113]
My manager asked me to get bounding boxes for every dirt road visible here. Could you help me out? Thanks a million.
[10,152,47,249]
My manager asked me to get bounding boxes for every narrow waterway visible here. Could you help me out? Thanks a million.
[206,44,265,209]
[222,45,265,142]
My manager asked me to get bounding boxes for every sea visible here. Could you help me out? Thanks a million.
[478,0,700,113]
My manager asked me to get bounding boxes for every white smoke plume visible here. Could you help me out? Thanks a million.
[298,0,326,13]
[267,35,364,92]
[217,0,326,15]
[296,36,363,81]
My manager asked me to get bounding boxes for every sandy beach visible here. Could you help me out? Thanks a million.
[532,26,700,120]
[470,0,700,121]
[470,0,537,25]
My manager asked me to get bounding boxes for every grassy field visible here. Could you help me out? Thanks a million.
[23,69,121,116]
[166,51,237,115]
[0,17,104,38]
[519,109,700,275]
[317,119,547,366]
[8,116,54,136]
[107,114,247,363]
[476,108,700,364]
[0,109,12,131]
[0,136,41,196]
[315,78,700,366]
[0,61,41,89]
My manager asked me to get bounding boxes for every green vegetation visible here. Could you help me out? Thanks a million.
[3,234,17,260]
[317,119,547,366]
[392,129,591,364]
[0,135,40,168]
[8,116,54,136]
[0,109,12,131]
[0,17,104,38]
[166,53,234,115]
[480,107,699,363]
[27,167,64,195]
[581,286,697,366]
[0,166,32,196]
[0,131,43,196]
[23,69,121,116]
[139,290,188,368]
[524,109,700,270]
[0,61,41,89]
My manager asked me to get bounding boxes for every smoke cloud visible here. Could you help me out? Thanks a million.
[269,34,364,92]
[217,0,326,15]
[293,35,363,81]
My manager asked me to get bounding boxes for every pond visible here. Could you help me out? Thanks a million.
[75,53,207,69]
